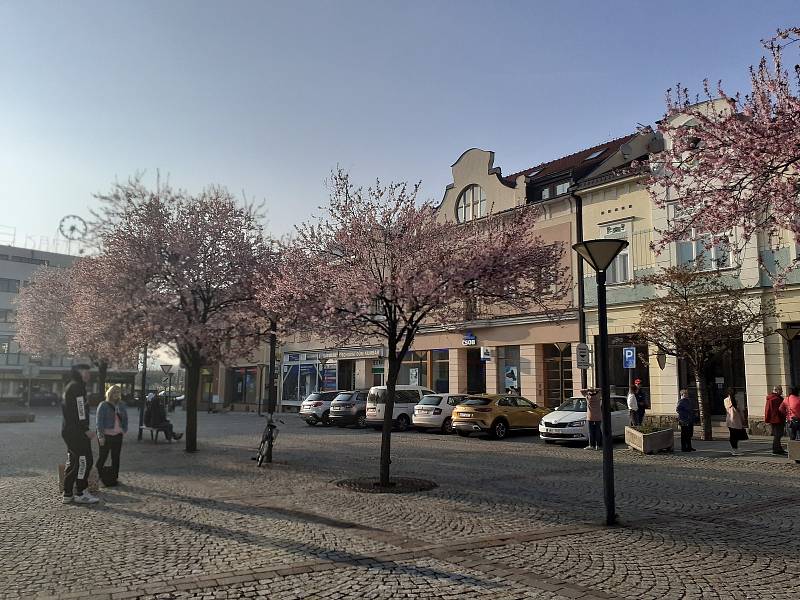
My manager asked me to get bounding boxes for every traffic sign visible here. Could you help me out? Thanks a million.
[160,364,173,374]
[623,347,636,369]
[576,343,591,370]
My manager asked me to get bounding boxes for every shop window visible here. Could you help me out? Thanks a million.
[399,351,428,387]
[496,346,520,394]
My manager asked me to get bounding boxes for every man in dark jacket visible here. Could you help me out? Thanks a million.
[62,364,99,504]
[676,389,696,452]
[765,385,787,455]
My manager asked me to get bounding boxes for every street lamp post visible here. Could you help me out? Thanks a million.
[573,238,629,527]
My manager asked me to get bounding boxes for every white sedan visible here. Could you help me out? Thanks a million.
[412,393,468,434]
[538,395,629,444]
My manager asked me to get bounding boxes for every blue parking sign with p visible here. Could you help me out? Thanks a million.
[623,347,636,369]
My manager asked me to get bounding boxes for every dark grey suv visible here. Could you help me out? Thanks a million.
[329,390,370,428]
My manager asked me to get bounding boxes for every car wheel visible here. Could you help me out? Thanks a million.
[356,413,367,428]
[456,429,470,437]
[441,417,453,435]
[396,414,410,432]
[305,420,317,427]
[490,419,509,440]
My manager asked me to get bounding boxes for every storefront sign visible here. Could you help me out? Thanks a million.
[286,353,300,362]
[480,347,491,361]
[409,368,419,386]
[317,348,384,360]
[299,364,317,376]
[462,331,477,346]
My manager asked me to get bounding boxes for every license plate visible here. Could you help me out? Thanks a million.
[459,412,472,418]
[367,407,376,413]
[546,428,558,433]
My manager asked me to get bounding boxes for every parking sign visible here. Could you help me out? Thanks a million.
[623,347,636,369]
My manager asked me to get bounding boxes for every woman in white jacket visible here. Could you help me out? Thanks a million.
[627,385,639,426]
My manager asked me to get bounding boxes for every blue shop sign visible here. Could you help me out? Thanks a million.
[462,331,477,347]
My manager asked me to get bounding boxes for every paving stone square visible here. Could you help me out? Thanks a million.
[1,409,799,599]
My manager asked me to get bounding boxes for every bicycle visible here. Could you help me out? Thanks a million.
[254,414,284,467]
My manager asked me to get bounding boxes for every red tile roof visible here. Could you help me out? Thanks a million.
[504,133,638,184]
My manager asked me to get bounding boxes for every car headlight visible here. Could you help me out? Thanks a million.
[569,420,586,427]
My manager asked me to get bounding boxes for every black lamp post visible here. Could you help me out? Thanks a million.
[573,238,629,526]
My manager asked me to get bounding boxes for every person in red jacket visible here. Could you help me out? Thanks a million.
[780,388,800,441]
[764,386,786,455]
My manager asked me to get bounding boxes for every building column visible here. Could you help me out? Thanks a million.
[485,347,498,393]
[520,344,544,405]
[449,348,468,394]
[647,351,678,417]
[355,359,369,389]
[743,339,769,423]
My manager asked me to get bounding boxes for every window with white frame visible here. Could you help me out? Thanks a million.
[555,181,570,196]
[676,234,730,270]
[455,185,487,222]
[604,221,631,284]
[540,187,550,201]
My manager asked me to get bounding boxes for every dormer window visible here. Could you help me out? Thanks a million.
[555,182,570,196]
[456,185,487,222]
[584,149,606,161]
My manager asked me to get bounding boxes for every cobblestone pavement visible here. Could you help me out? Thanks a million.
[1,408,799,599]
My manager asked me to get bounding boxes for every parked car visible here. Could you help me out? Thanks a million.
[28,390,60,407]
[299,391,343,426]
[412,393,468,434]
[158,390,181,410]
[538,395,628,444]
[329,389,370,427]
[365,385,434,431]
[452,394,550,440]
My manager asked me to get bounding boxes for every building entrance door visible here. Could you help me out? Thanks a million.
[338,360,355,390]
[466,349,486,394]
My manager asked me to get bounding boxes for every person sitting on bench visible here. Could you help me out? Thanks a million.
[144,393,183,441]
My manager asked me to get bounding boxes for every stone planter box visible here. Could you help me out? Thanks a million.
[789,440,800,464]
[625,426,674,454]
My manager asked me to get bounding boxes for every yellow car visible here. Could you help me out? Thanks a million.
[452,394,550,440]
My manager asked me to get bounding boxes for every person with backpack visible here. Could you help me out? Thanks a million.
[676,389,696,452]
[724,388,748,456]
[61,364,99,504]
[95,384,128,486]
[764,385,786,455]
[780,387,800,441]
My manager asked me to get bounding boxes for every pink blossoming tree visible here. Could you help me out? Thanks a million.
[15,257,140,394]
[275,170,570,486]
[97,179,277,452]
[644,28,800,277]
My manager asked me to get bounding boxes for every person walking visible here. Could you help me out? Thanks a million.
[627,385,639,426]
[585,388,602,450]
[636,385,648,426]
[96,384,128,486]
[676,388,696,452]
[764,385,787,455]
[61,364,99,504]
[724,388,747,456]
[780,387,800,441]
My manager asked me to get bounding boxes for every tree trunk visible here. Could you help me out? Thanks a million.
[379,353,399,487]
[695,372,712,441]
[185,362,200,452]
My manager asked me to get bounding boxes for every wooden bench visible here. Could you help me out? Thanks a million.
[138,425,171,443]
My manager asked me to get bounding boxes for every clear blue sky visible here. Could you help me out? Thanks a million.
[1,0,795,246]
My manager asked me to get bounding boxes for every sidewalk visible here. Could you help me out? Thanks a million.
[668,433,796,464]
